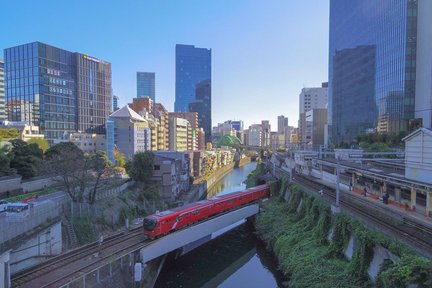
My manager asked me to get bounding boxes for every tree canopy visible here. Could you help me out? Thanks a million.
[125,151,154,185]
[27,138,50,153]
[0,128,19,141]
[9,139,43,179]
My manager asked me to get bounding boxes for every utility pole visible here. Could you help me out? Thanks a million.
[332,155,341,214]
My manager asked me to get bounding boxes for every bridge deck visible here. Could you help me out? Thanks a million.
[141,204,259,263]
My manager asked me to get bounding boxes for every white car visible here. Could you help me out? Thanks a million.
[0,200,9,213]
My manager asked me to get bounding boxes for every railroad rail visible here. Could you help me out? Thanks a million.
[271,165,432,256]
[12,227,150,288]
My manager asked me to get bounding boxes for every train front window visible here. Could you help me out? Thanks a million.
[143,217,156,231]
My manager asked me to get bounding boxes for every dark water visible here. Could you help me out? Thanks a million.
[155,163,285,288]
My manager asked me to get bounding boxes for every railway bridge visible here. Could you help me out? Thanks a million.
[9,203,260,288]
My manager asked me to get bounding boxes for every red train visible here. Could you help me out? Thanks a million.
[143,184,270,238]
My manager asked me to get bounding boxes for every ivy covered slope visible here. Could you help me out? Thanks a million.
[254,182,432,288]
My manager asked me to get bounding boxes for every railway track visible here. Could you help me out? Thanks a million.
[292,173,432,254]
[12,227,150,288]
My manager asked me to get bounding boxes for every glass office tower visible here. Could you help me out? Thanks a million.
[137,72,155,101]
[175,44,211,113]
[0,60,5,121]
[4,42,112,140]
[328,0,426,145]
[189,79,211,143]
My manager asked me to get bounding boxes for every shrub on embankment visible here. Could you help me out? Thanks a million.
[254,181,432,288]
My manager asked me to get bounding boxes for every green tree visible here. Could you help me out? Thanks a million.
[0,128,19,141]
[45,143,114,203]
[44,142,88,202]
[125,151,154,186]
[9,139,43,179]
[0,144,15,176]
[87,151,113,204]
[27,138,50,153]
[114,151,126,168]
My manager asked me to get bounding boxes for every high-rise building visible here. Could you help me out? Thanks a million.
[277,115,288,135]
[305,108,327,149]
[189,79,212,143]
[176,44,211,142]
[0,60,5,121]
[169,116,190,152]
[261,120,271,147]
[329,0,432,144]
[298,83,328,146]
[170,112,199,150]
[113,95,119,111]
[75,53,112,135]
[137,72,155,101]
[4,42,112,140]
[248,124,262,147]
[154,103,169,151]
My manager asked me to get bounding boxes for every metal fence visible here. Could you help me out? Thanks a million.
[0,201,61,245]
[0,181,134,245]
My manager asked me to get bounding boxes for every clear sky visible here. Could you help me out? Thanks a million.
[1,0,329,130]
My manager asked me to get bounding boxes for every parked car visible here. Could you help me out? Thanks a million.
[0,200,9,213]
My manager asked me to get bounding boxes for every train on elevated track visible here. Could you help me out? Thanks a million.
[143,184,270,238]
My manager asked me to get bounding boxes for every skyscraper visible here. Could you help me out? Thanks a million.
[4,42,112,140]
[113,95,119,111]
[277,115,288,135]
[189,79,211,143]
[329,0,432,145]
[137,72,155,101]
[0,60,5,121]
[175,44,211,141]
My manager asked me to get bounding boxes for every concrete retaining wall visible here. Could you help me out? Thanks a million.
[0,176,22,194]
[10,221,62,274]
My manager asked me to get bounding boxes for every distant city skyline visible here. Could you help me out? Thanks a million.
[0,1,329,129]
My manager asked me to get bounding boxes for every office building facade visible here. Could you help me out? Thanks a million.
[0,60,4,121]
[137,72,155,101]
[113,95,119,111]
[189,79,211,143]
[298,84,328,146]
[176,44,211,142]
[4,42,112,140]
[329,0,432,145]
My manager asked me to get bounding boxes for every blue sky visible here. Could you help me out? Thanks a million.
[1,0,329,129]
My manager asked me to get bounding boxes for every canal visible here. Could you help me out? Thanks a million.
[155,162,285,288]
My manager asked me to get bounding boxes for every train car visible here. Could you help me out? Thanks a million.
[143,184,270,238]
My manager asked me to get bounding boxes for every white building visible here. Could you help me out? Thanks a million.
[298,83,328,146]
[106,105,151,162]
[248,124,262,147]
[403,128,432,185]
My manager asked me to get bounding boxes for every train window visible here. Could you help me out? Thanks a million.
[194,210,199,215]
[228,200,233,203]
[177,216,183,222]
[239,197,243,200]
